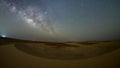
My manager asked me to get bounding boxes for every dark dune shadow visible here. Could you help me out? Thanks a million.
[0,41,11,46]
[78,42,97,45]
[14,43,120,60]
[43,42,79,48]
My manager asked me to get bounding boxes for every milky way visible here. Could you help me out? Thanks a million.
[0,0,55,36]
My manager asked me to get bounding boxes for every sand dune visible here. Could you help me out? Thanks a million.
[0,37,120,68]
[15,42,120,60]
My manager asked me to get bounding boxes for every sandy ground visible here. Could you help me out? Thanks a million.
[0,38,120,68]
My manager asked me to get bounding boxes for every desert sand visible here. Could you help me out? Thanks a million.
[0,37,120,68]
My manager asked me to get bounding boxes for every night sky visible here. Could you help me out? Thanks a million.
[0,0,120,42]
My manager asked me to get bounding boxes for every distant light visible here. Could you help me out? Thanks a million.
[1,35,6,38]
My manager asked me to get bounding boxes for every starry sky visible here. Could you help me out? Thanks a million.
[0,0,120,42]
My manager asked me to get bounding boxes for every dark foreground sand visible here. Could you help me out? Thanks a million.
[0,37,120,68]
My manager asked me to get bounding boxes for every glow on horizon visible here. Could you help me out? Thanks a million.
[1,34,6,38]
